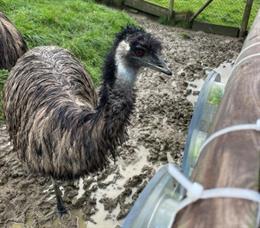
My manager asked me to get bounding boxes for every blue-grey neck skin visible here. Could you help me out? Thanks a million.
[114,40,139,87]
[115,60,138,86]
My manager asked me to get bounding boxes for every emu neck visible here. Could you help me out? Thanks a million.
[115,40,138,86]
[115,58,138,86]
[91,48,137,160]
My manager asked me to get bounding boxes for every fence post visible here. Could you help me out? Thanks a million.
[173,9,260,228]
[168,0,174,19]
[239,0,254,37]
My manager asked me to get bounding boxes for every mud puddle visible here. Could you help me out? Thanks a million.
[0,12,242,228]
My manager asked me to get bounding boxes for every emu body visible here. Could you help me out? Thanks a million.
[0,12,27,70]
[3,26,171,214]
[4,46,133,179]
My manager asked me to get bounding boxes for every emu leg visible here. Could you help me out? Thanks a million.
[52,178,67,216]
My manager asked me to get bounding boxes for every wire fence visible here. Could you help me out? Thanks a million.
[146,0,260,28]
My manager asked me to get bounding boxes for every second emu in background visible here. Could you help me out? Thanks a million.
[0,12,27,70]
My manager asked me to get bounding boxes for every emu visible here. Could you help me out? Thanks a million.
[3,26,171,215]
[0,12,27,70]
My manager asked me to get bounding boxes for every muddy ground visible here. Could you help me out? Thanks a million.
[0,12,242,228]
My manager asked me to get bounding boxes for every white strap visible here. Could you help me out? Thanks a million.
[200,119,260,153]
[167,120,260,228]
[168,165,260,204]
[225,53,260,84]
[235,42,260,64]
[234,53,260,71]
[222,47,260,85]
[168,164,260,228]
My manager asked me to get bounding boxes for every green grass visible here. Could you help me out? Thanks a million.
[0,0,135,83]
[147,0,260,28]
[0,0,136,121]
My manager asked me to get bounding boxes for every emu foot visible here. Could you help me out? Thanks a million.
[52,178,68,217]
[56,203,68,217]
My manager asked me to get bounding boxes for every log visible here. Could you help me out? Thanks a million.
[173,10,260,228]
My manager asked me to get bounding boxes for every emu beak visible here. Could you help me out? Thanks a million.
[146,55,172,76]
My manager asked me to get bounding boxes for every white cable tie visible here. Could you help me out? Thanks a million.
[166,120,260,227]
[256,119,260,131]
[224,53,260,85]
[167,164,260,228]
[235,53,260,70]
[235,42,260,64]
[168,164,193,191]
[202,188,260,203]
[187,182,204,201]
[168,164,260,204]
[199,119,260,154]
[168,164,204,202]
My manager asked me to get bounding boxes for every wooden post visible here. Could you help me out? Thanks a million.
[168,0,174,19]
[239,0,254,37]
[173,9,260,228]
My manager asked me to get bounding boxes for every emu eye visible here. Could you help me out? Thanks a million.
[134,49,145,57]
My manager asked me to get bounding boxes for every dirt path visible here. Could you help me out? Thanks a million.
[0,13,242,228]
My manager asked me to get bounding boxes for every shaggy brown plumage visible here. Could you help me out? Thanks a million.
[4,45,135,179]
[3,26,171,214]
[0,12,27,70]
[4,26,171,182]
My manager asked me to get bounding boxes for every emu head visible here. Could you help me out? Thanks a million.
[114,25,172,84]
